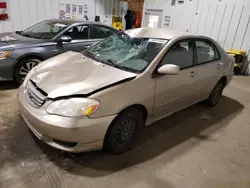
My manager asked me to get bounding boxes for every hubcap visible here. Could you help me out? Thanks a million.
[19,62,38,81]
[114,118,136,145]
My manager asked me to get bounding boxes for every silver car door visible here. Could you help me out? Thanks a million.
[193,39,223,100]
[52,25,96,56]
[153,40,197,121]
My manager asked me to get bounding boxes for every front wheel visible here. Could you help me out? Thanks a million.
[14,58,41,84]
[104,108,144,154]
[205,80,225,107]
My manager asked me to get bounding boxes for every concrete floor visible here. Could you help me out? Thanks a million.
[0,76,250,188]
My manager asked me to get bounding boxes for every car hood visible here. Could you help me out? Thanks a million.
[30,51,137,99]
[0,32,41,50]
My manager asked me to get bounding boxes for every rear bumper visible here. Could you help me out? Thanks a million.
[0,57,15,81]
[18,85,117,153]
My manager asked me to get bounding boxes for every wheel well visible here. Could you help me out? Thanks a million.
[103,104,148,151]
[17,55,45,64]
[13,55,45,78]
[119,104,148,122]
[219,76,227,87]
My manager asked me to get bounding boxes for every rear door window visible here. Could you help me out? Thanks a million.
[195,40,220,65]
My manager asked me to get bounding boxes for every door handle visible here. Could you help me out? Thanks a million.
[189,71,197,77]
[217,62,224,68]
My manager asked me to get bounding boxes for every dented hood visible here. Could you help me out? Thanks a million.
[30,51,136,98]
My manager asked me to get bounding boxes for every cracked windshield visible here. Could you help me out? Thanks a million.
[84,33,168,73]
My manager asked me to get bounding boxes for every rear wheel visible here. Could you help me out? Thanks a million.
[205,80,225,107]
[14,58,41,84]
[104,107,144,154]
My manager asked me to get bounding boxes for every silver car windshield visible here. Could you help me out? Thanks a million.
[84,33,169,73]
[18,20,69,39]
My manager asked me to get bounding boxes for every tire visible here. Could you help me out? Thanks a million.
[104,107,144,154]
[14,58,41,85]
[205,80,225,107]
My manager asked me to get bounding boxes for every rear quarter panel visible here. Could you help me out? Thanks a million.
[213,40,234,85]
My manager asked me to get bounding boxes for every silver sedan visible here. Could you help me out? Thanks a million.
[18,28,234,154]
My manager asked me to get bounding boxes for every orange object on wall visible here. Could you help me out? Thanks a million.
[135,12,142,28]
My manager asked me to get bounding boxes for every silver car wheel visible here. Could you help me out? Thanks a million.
[19,62,38,81]
[114,118,136,145]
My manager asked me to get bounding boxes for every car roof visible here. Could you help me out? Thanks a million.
[125,27,195,40]
[48,19,112,27]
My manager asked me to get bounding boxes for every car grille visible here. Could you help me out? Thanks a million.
[26,80,47,108]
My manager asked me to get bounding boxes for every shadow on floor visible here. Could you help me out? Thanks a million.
[3,96,244,178]
[39,96,243,177]
[0,81,18,90]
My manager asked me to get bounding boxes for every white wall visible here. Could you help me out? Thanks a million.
[143,0,250,54]
[95,0,120,25]
[0,0,98,33]
[0,0,121,32]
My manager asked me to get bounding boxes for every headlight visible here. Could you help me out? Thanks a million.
[46,98,100,117]
[0,51,12,59]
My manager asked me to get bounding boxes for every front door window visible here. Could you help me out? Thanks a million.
[64,25,89,40]
[159,40,194,69]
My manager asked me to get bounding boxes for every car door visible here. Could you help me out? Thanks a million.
[153,39,197,121]
[192,39,223,100]
[52,24,96,56]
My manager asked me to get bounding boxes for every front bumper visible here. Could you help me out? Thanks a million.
[0,57,16,81]
[18,85,116,153]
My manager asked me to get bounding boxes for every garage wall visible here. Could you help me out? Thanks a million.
[143,0,250,54]
[95,0,120,25]
[0,0,100,33]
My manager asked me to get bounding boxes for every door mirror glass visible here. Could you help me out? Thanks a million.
[158,64,180,75]
[57,35,72,42]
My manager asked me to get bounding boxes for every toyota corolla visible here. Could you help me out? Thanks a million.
[18,28,234,154]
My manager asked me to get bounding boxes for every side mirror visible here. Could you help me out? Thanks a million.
[158,64,180,75]
[57,35,72,43]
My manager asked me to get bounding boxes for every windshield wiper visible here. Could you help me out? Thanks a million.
[18,32,32,38]
[105,59,116,66]
[114,64,139,73]
[84,51,106,64]
[19,32,44,39]
[106,59,138,73]
[28,33,44,39]
[84,52,138,73]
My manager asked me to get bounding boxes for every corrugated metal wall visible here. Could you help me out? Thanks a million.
[1,0,60,32]
[2,0,250,55]
[0,0,101,33]
[95,0,120,25]
[143,0,250,54]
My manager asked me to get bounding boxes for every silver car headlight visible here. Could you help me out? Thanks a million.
[46,98,100,117]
